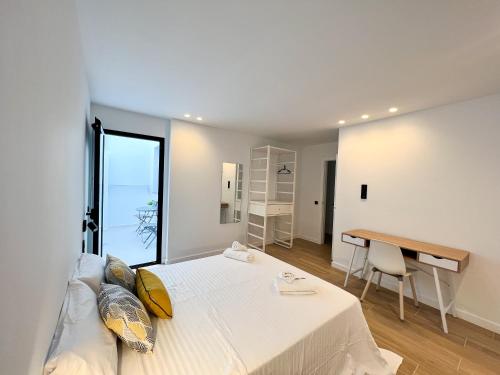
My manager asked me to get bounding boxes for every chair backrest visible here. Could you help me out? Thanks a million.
[368,240,406,275]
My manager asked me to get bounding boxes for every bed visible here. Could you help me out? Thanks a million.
[119,249,400,375]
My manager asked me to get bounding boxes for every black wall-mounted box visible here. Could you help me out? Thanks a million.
[361,184,368,199]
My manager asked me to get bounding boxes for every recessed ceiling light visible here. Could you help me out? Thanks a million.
[184,113,191,118]
[389,107,398,113]
[361,114,370,119]
[196,116,203,121]
[338,120,346,125]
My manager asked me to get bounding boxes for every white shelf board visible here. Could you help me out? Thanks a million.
[249,200,293,205]
[248,222,264,229]
[248,233,264,240]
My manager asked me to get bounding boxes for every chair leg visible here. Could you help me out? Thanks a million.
[360,268,375,302]
[398,277,404,321]
[146,232,156,249]
[409,274,419,307]
[376,272,383,291]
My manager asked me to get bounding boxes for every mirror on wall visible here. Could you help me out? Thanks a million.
[220,162,243,224]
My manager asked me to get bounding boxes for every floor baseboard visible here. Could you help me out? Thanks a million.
[296,234,322,244]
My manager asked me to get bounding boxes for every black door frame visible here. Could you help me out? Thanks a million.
[322,159,336,245]
[91,125,165,268]
[90,118,104,253]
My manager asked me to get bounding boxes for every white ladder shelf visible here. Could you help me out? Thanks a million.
[246,145,297,252]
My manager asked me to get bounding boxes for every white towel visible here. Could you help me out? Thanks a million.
[223,248,254,262]
[274,277,317,295]
[231,241,248,251]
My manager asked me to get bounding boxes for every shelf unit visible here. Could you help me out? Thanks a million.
[246,145,297,252]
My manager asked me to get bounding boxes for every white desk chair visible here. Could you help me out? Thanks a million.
[360,240,419,320]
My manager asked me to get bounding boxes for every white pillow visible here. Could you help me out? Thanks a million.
[74,253,105,294]
[44,280,117,375]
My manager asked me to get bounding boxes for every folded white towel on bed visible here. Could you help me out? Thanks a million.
[274,277,317,295]
[223,248,254,262]
[231,241,248,251]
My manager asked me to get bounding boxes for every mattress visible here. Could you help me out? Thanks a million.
[119,250,398,375]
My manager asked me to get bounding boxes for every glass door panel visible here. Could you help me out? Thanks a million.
[93,128,164,267]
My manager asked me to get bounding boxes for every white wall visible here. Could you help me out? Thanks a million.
[0,0,89,373]
[333,94,500,333]
[90,104,170,260]
[296,142,338,244]
[167,120,286,262]
[91,103,169,138]
[90,106,296,263]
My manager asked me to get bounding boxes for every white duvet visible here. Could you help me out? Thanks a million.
[119,250,400,375]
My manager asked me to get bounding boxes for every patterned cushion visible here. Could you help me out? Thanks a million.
[136,268,173,319]
[97,283,155,353]
[105,254,136,293]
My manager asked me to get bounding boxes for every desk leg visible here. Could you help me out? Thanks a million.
[433,267,449,334]
[360,250,369,280]
[448,273,458,318]
[344,246,357,287]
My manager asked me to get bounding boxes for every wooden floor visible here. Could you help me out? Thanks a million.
[266,239,500,375]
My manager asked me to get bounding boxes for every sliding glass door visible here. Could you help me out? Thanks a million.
[89,121,164,267]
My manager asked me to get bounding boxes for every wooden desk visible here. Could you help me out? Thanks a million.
[341,229,470,333]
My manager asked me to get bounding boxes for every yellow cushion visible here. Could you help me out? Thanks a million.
[136,269,173,319]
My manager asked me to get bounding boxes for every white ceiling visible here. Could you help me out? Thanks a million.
[76,0,500,144]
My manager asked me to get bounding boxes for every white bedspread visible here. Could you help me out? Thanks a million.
[119,250,398,375]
